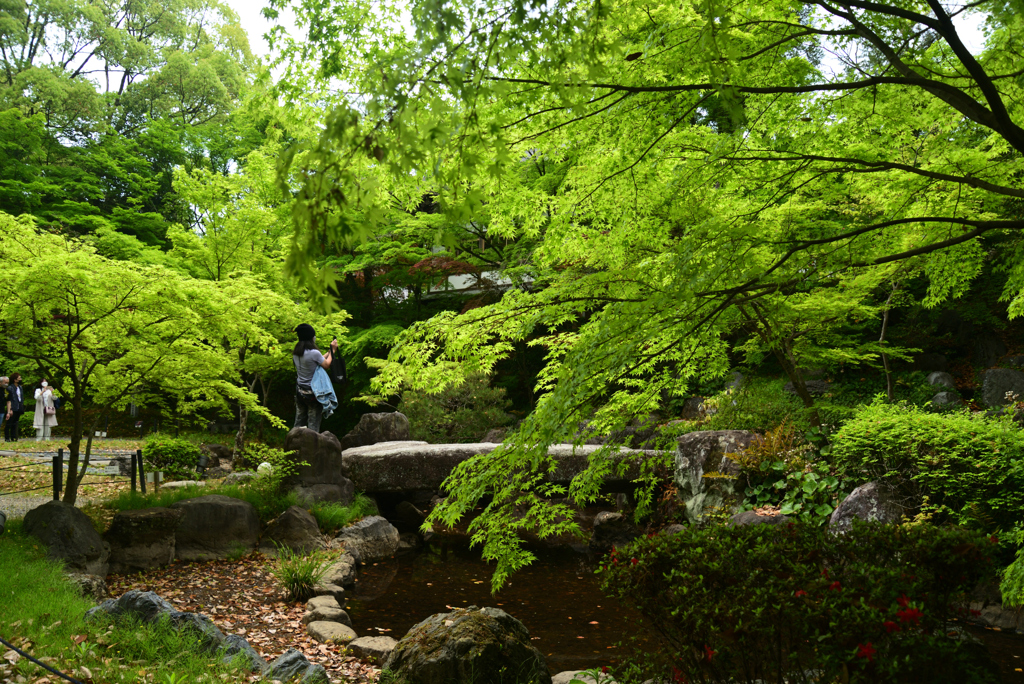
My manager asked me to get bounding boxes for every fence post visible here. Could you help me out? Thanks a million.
[137,448,146,494]
[52,449,63,501]
[131,451,137,493]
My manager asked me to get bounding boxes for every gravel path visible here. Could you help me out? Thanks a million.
[0,493,106,519]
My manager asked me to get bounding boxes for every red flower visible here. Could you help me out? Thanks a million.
[704,645,716,662]
[856,642,876,662]
[883,621,900,633]
[602,666,609,674]
[794,589,808,598]
[821,568,830,578]
[672,666,688,683]
[631,558,638,566]
[828,581,842,591]
[896,595,911,608]
[897,607,923,624]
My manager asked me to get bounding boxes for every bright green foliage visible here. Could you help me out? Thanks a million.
[602,523,998,683]
[270,546,336,601]
[143,435,205,481]
[0,213,285,504]
[266,0,1024,584]
[742,462,848,525]
[701,379,811,434]
[309,495,378,534]
[831,402,1024,532]
[1000,527,1024,608]
[398,373,514,443]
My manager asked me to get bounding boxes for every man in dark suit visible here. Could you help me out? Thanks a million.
[4,372,25,441]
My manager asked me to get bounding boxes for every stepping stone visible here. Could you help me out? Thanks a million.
[347,636,397,662]
[307,621,356,645]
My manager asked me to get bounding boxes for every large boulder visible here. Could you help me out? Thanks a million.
[673,430,757,524]
[932,391,962,409]
[260,505,322,556]
[23,500,109,576]
[85,590,228,653]
[383,606,551,684]
[729,511,791,527]
[829,481,904,533]
[320,553,358,587]
[341,412,411,450]
[283,428,355,504]
[104,507,182,574]
[981,368,1024,407]
[342,442,657,493]
[294,483,354,507]
[221,634,267,672]
[169,495,260,561]
[334,516,399,562]
[267,648,329,684]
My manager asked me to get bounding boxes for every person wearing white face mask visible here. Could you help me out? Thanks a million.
[33,380,57,441]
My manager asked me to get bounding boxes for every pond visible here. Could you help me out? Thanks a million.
[345,532,1024,682]
[344,534,648,673]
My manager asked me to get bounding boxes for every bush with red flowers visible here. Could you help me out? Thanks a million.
[601,521,998,683]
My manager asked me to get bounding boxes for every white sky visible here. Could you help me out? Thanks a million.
[223,0,297,58]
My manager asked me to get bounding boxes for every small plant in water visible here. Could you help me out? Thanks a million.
[270,544,335,601]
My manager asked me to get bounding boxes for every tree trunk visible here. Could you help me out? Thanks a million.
[234,405,248,465]
[62,395,84,505]
[771,342,822,426]
[879,286,897,402]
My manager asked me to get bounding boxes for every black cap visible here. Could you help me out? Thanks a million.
[295,324,315,341]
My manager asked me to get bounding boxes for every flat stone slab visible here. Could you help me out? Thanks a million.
[347,636,397,662]
[307,620,357,644]
[341,442,666,493]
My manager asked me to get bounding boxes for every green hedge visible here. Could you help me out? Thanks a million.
[830,402,1024,531]
[143,434,204,480]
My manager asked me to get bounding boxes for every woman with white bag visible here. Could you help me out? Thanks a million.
[33,380,57,441]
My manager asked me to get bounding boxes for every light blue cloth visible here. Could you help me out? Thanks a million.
[311,366,337,420]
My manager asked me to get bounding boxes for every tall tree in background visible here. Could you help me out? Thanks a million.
[268,0,1024,584]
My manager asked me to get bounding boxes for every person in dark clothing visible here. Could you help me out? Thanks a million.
[293,324,338,433]
[4,373,25,441]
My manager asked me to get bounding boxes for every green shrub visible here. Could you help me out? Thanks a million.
[399,372,513,443]
[831,401,1024,531]
[1000,526,1024,608]
[701,377,811,434]
[310,495,378,534]
[602,522,998,684]
[270,545,336,601]
[143,434,203,480]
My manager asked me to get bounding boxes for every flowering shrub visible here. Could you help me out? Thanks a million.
[601,522,998,683]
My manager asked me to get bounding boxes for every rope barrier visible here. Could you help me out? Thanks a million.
[0,484,52,496]
[0,634,85,684]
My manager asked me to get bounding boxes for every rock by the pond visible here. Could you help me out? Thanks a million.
[104,506,182,573]
[267,648,329,684]
[65,572,107,602]
[729,510,791,527]
[927,371,956,389]
[85,590,228,653]
[383,606,551,684]
[342,412,411,449]
[981,368,1024,407]
[932,391,962,408]
[304,595,352,627]
[220,633,267,672]
[589,511,639,553]
[261,505,322,555]
[170,495,260,561]
[392,500,427,531]
[307,620,357,644]
[294,483,354,506]
[829,481,904,533]
[347,636,398,662]
[283,428,355,503]
[673,430,756,525]
[552,672,617,684]
[397,532,422,554]
[23,500,109,576]
[334,516,399,562]
[320,553,358,587]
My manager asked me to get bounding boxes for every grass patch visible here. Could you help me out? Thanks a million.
[310,495,378,534]
[270,545,337,601]
[0,520,251,683]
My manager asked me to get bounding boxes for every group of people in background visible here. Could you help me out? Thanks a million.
[0,374,60,442]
